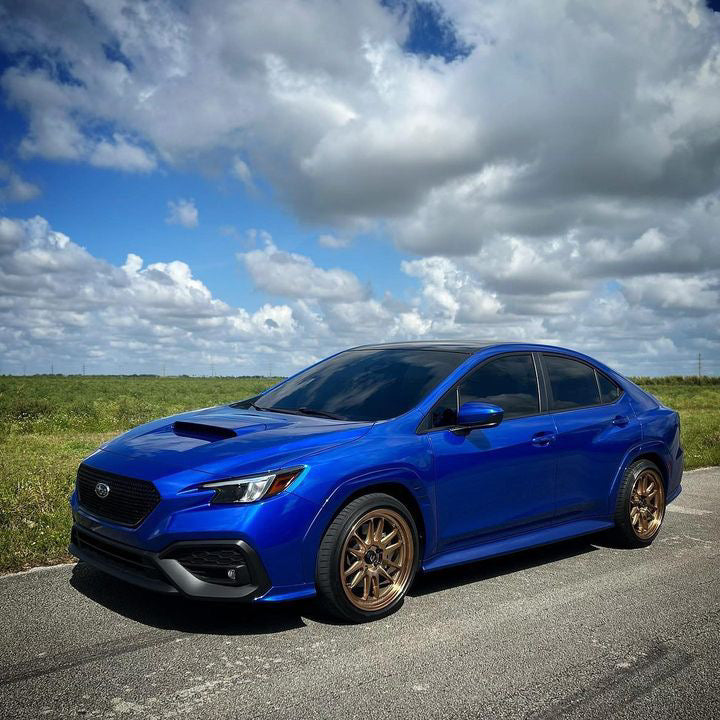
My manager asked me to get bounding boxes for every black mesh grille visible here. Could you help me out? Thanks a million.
[76,464,161,527]
[72,526,164,581]
[165,546,251,585]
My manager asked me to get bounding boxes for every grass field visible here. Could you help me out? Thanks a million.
[1,375,718,573]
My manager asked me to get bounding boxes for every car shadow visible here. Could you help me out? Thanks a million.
[69,562,314,635]
[70,534,606,632]
[409,534,601,597]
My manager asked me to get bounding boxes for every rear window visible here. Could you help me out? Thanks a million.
[597,372,620,403]
[544,355,600,410]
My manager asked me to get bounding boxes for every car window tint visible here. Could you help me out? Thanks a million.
[254,349,468,422]
[429,388,458,428]
[458,354,539,420]
[544,355,600,410]
[597,372,620,403]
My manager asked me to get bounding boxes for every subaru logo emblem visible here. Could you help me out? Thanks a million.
[95,482,110,499]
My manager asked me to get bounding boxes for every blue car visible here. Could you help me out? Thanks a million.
[70,342,683,622]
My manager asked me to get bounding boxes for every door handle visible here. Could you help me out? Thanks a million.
[612,415,629,427]
[531,431,556,447]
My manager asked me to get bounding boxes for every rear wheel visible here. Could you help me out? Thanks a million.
[611,459,666,547]
[316,493,419,622]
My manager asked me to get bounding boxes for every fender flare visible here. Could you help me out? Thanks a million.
[298,467,434,587]
[607,440,672,514]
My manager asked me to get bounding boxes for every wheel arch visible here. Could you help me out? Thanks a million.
[300,474,433,588]
[333,482,427,554]
[608,442,672,513]
[631,451,669,489]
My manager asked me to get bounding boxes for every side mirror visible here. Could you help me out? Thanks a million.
[453,402,504,432]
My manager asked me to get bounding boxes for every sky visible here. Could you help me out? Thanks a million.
[0,0,719,377]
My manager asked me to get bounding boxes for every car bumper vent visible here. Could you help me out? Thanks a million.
[164,545,252,586]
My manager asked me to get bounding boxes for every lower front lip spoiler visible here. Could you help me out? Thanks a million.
[69,522,270,601]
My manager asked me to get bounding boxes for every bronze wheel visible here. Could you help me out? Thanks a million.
[316,493,419,622]
[629,466,665,540]
[611,458,666,547]
[339,508,414,612]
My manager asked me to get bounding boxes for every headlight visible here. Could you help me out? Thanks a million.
[200,467,304,504]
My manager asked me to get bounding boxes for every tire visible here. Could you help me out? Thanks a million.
[315,492,420,623]
[610,459,666,547]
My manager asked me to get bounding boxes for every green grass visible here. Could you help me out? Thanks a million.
[629,380,720,471]
[0,375,717,573]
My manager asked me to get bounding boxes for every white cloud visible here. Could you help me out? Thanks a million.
[0,163,40,203]
[231,158,254,191]
[166,198,199,228]
[240,236,368,302]
[90,134,156,172]
[1,2,720,375]
[317,234,350,249]
[0,215,717,376]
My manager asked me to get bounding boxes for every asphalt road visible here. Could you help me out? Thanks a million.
[1,467,718,720]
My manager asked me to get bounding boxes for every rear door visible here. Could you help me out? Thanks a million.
[540,353,641,520]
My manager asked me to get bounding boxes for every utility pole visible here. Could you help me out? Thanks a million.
[50,362,54,375]
[82,363,86,376]
[698,353,702,378]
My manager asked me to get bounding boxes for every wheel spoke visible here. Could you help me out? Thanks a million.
[384,541,401,553]
[378,565,395,583]
[362,575,370,600]
[374,518,384,544]
[364,520,374,546]
[349,569,365,589]
[380,527,398,548]
[371,574,380,599]
[344,560,363,577]
[637,474,647,495]
[352,532,367,549]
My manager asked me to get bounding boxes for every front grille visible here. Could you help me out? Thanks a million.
[165,545,251,586]
[72,526,164,581]
[76,464,161,527]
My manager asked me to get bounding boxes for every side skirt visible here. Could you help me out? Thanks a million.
[422,518,614,574]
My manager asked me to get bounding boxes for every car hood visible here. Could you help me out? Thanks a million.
[97,405,373,480]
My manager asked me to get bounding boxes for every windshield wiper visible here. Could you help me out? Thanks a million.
[297,407,346,420]
[244,404,346,420]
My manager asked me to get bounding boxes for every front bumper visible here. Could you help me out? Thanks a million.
[70,523,270,600]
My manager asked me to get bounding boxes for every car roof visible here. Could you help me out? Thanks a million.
[349,340,527,354]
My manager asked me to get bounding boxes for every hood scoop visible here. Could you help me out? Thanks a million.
[172,421,238,441]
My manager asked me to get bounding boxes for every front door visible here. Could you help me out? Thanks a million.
[429,353,558,550]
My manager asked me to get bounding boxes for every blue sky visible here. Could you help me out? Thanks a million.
[1,0,719,377]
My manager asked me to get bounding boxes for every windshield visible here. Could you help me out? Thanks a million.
[248,348,469,422]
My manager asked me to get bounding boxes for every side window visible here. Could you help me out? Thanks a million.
[459,354,539,420]
[544,355,600,410]
[430,388,457,428]
[597,371,620,403]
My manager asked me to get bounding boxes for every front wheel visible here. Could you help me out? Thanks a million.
[315,493,419,622]
[610,459,666,547]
